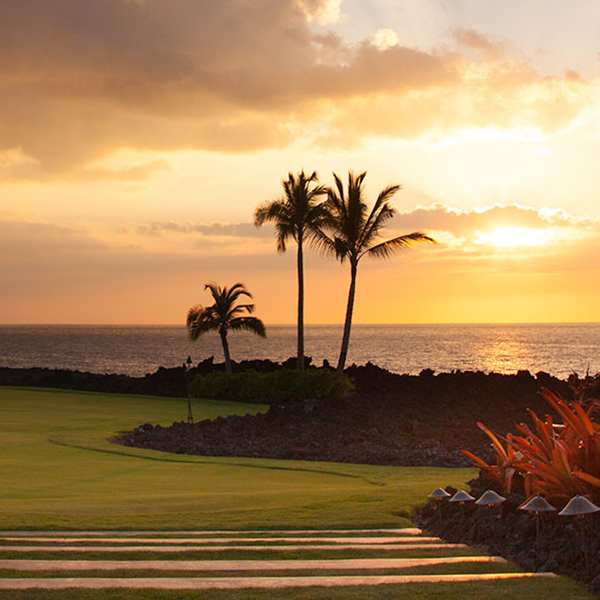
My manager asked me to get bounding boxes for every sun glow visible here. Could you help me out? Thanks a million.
[475,226,552,247]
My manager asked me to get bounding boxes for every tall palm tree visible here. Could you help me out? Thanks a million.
[186,283,266,375]
[316,171,436,371]
[254,171,328,370]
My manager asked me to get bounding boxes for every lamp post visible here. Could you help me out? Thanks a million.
[476,490,506,538]
[449,490,475,519]
[558,495,600,578]
[429,487,451,523]
[518,495,556,544]
[184,355,194,424]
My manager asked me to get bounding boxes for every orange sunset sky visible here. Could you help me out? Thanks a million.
[2,0,600,325]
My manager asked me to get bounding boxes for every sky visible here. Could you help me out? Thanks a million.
[1,0,600,325]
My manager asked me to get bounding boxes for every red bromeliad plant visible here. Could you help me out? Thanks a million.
[462,389,600,506]
[462,425,522,494]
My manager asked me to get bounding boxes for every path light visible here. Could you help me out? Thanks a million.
[449,490,475,503]
[519,495,556,544]
[476,490,506,537]
[449,490,475,519]
[558,495,600,517]
[559,495,600,577]
[429,488,451,523]
[429,488,451,499]
[476,490,506,506]
[184,355,194,424]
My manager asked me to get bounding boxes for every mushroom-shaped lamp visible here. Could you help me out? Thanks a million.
[559,495,600,578]
[476,490,506,506]
[429,487,451,500]
[449,490,475,518]
[518,495,556,513]
[519,495,556,544]
[449,490,475,503]
[429,487,451,522]
[558,495,600,517]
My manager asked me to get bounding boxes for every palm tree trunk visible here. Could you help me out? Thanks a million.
[337,261,357,371]
[297,232,305,371]
[220,330,233,374]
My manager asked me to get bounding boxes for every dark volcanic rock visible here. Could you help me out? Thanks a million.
[0,365,189,397]
[0,356,305,398]
[419,475,600,593]
[115,366,572,467]
[4,359,585,468]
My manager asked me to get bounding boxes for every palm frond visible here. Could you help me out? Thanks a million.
[186,305,203,330]
[222,282,253,303]
[309,226,338,257]
[363,232,436,260]
[204,282,222,303]
[226,303,255,321]
[187,282,265,345]
[358,190,399,248]
[229,316,267,337]
[186,305,220,340]
[255,172,328,254]
[333,236,350,262]
[253,200,287,226]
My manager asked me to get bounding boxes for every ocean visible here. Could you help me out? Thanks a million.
[0,323,599,379]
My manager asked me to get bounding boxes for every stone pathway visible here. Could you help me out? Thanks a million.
[0,528,555,590]
[0,573,557,590]
[0,542,465,552]
[0,535,442,544]
[0,556,507,571]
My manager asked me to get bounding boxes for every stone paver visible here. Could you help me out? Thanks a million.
[0,556,507,571]
[0,535,441,545]
[0,528,423,536]
[0,528,552,590]
[0,573,557,589]
[0,542,466,552]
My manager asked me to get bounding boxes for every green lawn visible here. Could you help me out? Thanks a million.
[0,581,594,600]
[0,387,474,531]
[0,387,595,600]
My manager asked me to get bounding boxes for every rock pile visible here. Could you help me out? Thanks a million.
[419,476,600,594]
[116,365,573,467]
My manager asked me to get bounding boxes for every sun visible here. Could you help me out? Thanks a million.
[475,226,552,248]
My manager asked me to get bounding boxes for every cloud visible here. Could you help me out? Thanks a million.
[450,27,507,59]
[394,202,594,234]
[0,213,284,292]
[137,220,273,239]
[0,216,104,259]
[0,1,596,181]
[388,203,600,272]
[3,207,600,324]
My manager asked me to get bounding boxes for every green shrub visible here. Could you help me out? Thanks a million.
[190,370,266,402]
[190,369,354,404]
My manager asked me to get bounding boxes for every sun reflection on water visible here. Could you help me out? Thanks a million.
[477,336,531,373]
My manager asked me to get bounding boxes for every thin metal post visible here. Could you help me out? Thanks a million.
[185,355,194,424]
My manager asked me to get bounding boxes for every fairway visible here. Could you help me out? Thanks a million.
[0,388,595,600]
[0,387,474,531]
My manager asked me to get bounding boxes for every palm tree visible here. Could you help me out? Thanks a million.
[186,283,266,374]
[316,171,436,371]
[254,171,328,370]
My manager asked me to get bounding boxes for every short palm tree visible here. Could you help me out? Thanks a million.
[316,171,436,371]
[186,283,266,374]
[254,171,329,370]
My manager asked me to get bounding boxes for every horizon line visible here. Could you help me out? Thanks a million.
[1,321,599,327]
